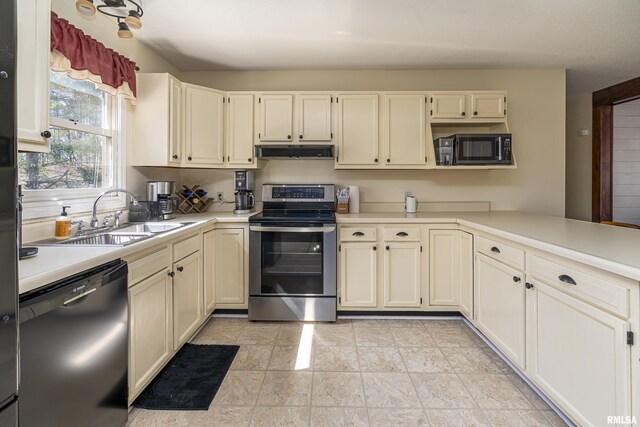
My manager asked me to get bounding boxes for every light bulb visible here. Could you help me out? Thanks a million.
[75,0,96,16]
[125,10,142,30]
[117,22,133,39]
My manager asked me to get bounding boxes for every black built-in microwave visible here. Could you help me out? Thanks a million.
[433,134,512,165]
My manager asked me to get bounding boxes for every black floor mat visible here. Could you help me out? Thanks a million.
[133,343,239,410]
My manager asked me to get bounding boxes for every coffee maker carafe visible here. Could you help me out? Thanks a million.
[234,171,255,214]
[146,181,178,220]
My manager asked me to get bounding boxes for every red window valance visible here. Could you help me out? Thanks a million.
[50,12,137,103]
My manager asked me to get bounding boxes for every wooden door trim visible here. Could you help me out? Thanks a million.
[591,76,640,222]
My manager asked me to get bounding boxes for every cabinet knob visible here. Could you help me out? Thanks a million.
[287,135,292,139]
[299,134,303,139]
[385,245,390,250]
[386,159,390,163]
[248,158,252,162]
[168,271,175,278]
[525,282,534,289]
[187,156,192,161]
[177,266,184,272]
[172,154,178,159]
[473,111,478,116]
[374,158,379,163]
[373,246,377,251]
[41,130,52,138]
[512,276,521,283]
[461,112,466,117]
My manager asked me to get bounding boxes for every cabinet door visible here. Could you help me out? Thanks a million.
[298,94,332,141]
[128,269,172,401]
[226,94,255,166]
[184,85,224,166]
[259,94,293,141]
[383,94,426,166]
[430,93,466,119]
[339,242,377,308]
[168,77,183,165]
[336,94,379,165]
[172,251,203,350]
[458,231,474,319]
[17,0,50,152]
[476,253,526,368]
[471,93,505,118]
[214,228,246,305]
[429,230,460,306]
[203,231,215,315]
[383,242,421,307]
[527,280,631,426]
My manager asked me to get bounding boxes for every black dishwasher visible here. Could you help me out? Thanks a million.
[19,260,128,427]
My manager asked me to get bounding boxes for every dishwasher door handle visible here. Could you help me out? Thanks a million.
[63,288,97,306]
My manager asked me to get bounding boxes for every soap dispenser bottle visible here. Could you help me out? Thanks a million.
[55,205,71,239]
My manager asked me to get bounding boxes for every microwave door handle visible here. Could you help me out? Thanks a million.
[497,137,502,161]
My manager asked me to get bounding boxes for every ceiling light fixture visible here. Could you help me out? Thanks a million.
[75,0,144,38]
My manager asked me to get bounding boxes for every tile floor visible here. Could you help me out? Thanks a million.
[127,317,569,427]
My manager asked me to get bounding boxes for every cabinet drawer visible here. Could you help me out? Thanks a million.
[129,246,170,286]
[383,227,421,242]
[530,254,630,319]
[476,235,525,270]
[340,227,377,242]
[173,234,201,261]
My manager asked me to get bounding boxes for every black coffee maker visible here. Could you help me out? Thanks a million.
[234,170,255,214]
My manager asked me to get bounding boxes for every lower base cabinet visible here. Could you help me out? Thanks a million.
[214,228,246,306]
[128,268,172,403]
[339,242,378,308]
[172,250,203,350]
[475,252,526,369]
[527,279,632,426]
[383,242,421,307]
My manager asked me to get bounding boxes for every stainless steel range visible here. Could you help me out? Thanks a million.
[249,184,336,322]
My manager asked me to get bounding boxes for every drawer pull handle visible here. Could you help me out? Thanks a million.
[352,231,365,236]
[491,246,501,254]
[512,276,521,283]
[396,232,409,237]
[558,274,577,285]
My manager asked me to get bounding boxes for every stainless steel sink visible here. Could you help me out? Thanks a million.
[32,221,196,247]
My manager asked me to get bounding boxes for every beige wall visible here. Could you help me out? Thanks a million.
[179,69,567,216]
[565,93,592,221]
[51,0,182,199]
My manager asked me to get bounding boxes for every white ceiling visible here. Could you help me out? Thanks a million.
[136,0,640,94]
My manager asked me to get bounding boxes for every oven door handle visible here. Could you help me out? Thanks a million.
[250,225,336,233]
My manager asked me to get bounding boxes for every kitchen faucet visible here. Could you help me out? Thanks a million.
[90,189,138,229]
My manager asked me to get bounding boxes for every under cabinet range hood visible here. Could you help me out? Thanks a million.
[255,144,334,160]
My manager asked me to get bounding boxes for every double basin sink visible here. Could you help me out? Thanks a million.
[34,222,195,247]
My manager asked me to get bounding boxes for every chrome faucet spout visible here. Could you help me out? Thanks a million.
[90,189,138,229]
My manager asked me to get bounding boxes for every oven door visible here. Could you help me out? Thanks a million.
[249,224,337,297]
[454,135,510,164]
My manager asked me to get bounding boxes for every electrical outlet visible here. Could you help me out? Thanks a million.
[216,192,224,202]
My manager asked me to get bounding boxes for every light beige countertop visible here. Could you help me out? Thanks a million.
[19,212,252,296]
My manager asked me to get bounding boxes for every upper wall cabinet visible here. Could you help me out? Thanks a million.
[430,91,507,122]
[336,94,379,167]
[183,84,225,167]
[297,94,333,142]
[17,0,51,153]
[383,94,426,166]
[226,94,256,166]
[258,94,293,141]
[133,73,183,167]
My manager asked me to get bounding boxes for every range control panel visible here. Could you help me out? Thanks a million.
[272,186,325,200]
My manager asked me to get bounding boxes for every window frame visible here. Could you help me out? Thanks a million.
[22,83,127,220]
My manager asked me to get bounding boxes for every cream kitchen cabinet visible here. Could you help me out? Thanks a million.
[258,94,293,141]
[475,252,526,369]
[336,94,379,166]
[339,242,378,308]
[225,94,256,166]
[526,278,632,426]
[127,247,172,404]
[429,230,473,316]
[214,228,247,307]
[172,238,203,350]
[297,93,333,141]
[471,92,506,119]
[429,93,467,120]
[383,94,427,166]
[132,73,183,167]
[183,84,225,167]
[17,0,51,153]
[383,242,421,307]
[203,230,216,315]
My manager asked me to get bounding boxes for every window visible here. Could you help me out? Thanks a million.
[19,72,124,219]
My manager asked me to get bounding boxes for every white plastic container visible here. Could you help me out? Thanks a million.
[405,196,417,213]
[348,186,360,214]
